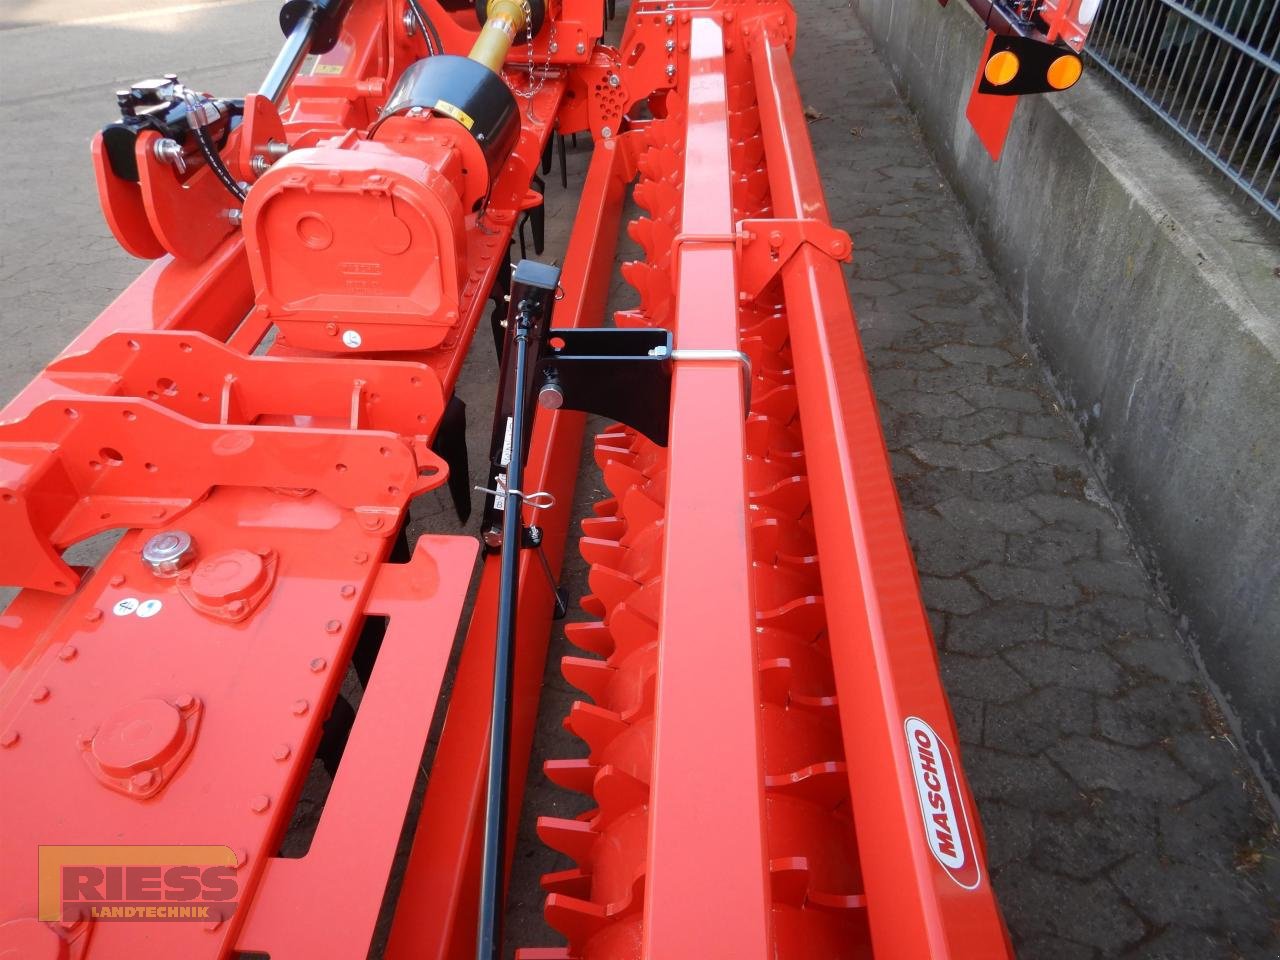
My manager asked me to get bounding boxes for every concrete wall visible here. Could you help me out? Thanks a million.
[851,0,1280,799]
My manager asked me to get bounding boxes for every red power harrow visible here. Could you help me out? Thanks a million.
[0,0,1095,956]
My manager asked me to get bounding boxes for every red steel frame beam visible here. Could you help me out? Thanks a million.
[749,31,1011,958]
[642,18,772,959]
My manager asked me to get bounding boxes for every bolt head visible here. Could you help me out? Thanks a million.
[292,699,310,716]
[0,730,19,748]
[249,794,271,813]
[576,41,586,54]
[538,382,566,410]
[309,657,327,673]
[142,530,195,577]
[272,743,291,761]
[601,126,613,139]
[549,41,558,53]
[608,73,620,87]
[131,770,156,789]
[666,64,676,78]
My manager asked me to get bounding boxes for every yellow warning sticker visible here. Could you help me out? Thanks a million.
[433,99,475,130]
[312,63,344,75]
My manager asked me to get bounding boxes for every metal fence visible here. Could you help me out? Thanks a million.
[1085,0,1279,222]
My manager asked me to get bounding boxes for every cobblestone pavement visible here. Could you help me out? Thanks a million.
[806,4,1279,956]
[510,4,1280,959]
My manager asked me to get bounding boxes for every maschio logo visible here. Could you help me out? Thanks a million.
[903,717,982,890]
[38,846,239,922]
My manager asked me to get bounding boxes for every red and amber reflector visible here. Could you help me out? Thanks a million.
[984,50,1020,86]
[1047,54,1084,90]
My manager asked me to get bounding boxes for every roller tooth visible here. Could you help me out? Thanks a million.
[541,867,593,898]
[562,656,616,703]
[589,716,654,785]
[515,949,575,960]
[591,497,618,518]
[596,426,636,444]
[809,891,869,911]
[606,605,658,664]
[757,621,824,654]
[626,217,675,265]
[757,595,827,635]
[565,620,613,657]
[761,703,846,775]
[544,758,598,795]
[642,182,680,221]
[744,414,774,453]
[635,144,680,183]
[746,459,804,499]
[620,260,666,311]
[765,762,850,809]
[565,701,629,756]
[617,578,661,625]
[602,458,649,496]
[536,816,599,865]
[753,383,798,419]
[581,515,626,541]
[752,561,822,610]
[580,594,606,618]
[580,537,627,568]
[751,517,782,561]
[618,485,665,536]
[613,308,653,329]
[778,547,820,570]
[791,692,839,711]
[544,894,611,947]
[759,656,794,705]
[593,444,636,471]
[770,856,814,907]
[749,474,811,518]
[742,313,790,352]
[587,564,640,613]
[593,765,649,825]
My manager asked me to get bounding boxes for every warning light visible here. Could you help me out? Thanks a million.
[984,50,1020,87]
[1047,54,1083,90]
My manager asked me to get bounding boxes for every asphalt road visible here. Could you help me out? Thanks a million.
[0,0,281,399]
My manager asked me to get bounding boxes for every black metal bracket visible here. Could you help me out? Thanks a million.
[535,327,674,446]
[479,259,561,550]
